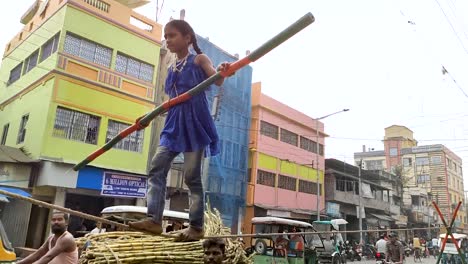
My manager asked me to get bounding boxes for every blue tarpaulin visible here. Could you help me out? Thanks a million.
[0,186,32,202]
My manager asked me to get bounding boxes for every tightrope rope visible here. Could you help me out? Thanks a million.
[0,189,443,240]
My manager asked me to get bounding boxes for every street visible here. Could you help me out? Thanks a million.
[358,257,438,264]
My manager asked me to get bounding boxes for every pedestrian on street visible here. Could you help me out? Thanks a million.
[386,232,404,264]
[376,235,387,253]
[128,19,231,242]
[17,211,78,264]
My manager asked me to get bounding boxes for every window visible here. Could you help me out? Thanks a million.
[106,120,144,152]
[280,128,298,146]
[415,157,429,166]
[431,156,441,165]
[260,121,278,139]
[24,50,39,74]
[417,175,430,184]
[8,62,23,85]
[389,147,398,157]
[319,144,324,156]
[300,136,317,153]
[403,158,412,167]
[257,170,275,187]
[115,53,154,82]
[311,182,322,195]
[278,175,297,191]
[52,107,100,144]
[40,33,60,62]
[17,114,29,144]
[299,179,315,194]
[64,33,112,67]
[1,124,9,145]
[336,179,345,191]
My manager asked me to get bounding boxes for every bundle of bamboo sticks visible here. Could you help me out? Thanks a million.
[77,205,253,264]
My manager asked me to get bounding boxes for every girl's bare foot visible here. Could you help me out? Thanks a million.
[174,226,204,242]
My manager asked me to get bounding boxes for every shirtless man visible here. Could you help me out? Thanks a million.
[18,211,78,264]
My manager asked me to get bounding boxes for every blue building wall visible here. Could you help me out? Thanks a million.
[196,36,252,231]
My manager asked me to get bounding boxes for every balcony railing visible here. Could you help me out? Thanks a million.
[328,190,390,211]
[82,0,110,12]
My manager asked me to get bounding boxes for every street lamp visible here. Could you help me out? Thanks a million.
[315,108,349,221]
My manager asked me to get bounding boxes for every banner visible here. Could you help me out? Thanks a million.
[326,202,341,217]
[361,183,374,198]
[101,172,147,198]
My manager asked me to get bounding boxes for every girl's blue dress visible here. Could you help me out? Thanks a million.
[159,54,220,156]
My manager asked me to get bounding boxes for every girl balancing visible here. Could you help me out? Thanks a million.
[129,19,231,242]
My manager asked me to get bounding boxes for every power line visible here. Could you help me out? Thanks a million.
[433,0,468,56]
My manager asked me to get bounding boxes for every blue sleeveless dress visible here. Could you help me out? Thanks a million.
[159,54,220,156]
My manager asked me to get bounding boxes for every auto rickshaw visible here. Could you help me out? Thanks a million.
[0,219,15,263]
[248,216,324,264]
[438,233,468,264]
[313,219,348,264]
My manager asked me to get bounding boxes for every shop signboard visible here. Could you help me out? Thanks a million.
[101,172,147,198]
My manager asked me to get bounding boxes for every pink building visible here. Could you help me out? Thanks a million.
[242,82,327,241]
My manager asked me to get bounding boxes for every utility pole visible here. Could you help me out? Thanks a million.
[358,158,363,245]
[314,109,350,221]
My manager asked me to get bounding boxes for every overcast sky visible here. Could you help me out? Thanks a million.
[1,0,468,187]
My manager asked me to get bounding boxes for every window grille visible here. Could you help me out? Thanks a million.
[53,107,100,144]
[106,120,144,152]
[278,174,297,191]
[64,33,112,67]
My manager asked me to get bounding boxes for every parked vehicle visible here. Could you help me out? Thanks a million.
[438,233,467,264]
[99,205,189,232]
[313,219,348,264]
[363,243,377,259]
[248,216,322,264]
[0,219,16,263]
[344,241,361,261]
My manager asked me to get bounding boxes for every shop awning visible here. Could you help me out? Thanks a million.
[0,186,31,203]
[0,145,37,163]
[370,213,394,221]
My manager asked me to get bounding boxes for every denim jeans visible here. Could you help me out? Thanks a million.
[147,146,205,229]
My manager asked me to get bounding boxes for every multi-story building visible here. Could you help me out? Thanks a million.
[354,125,464,233]
[0,0,162,247]
[325,159,401,242]
[242,82,326,243]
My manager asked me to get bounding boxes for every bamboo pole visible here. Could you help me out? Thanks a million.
[73,12,315,171]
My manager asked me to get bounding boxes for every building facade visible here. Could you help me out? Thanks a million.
[242,82,326,243]
[0,0,162,246]
[325,159,401,243]
[354,125,465,232]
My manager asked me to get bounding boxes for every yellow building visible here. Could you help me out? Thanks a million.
[0,0,161,247]
[355,125,466,232]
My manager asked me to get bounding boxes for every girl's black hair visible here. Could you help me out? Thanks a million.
[166,20,203,54]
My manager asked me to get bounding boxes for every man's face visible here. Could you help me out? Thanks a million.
[390,236,397,243]
[203,246,224,264]
[51,213,67,234]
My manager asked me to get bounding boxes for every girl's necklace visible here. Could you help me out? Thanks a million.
[171,54,190,96]
[172,53,189,73]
